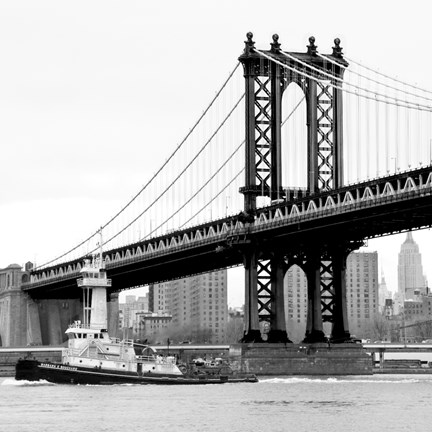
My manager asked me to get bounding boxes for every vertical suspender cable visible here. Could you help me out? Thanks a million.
[385,80,389,174]
[375,76,380,177]
[365,74,370,180]
[395,92,399,173]
[356,75,361,181]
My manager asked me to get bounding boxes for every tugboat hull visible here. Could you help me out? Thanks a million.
[15,359,258,385]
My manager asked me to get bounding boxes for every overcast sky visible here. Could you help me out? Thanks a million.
[1,1,431,306]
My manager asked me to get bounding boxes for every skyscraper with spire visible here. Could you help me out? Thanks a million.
[378,270,392,313]
[397,232,427,303]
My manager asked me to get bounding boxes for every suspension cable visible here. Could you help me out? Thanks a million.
[344,55,432,96]
[278,50,432,110]
[254,49,430,112]
[142,140,245,240]
[315,52,432,102]
[85,93,245,257]
[179,168,245,229]
[282,96,305,127]
[144,95,305,239]
[36,63,241,269]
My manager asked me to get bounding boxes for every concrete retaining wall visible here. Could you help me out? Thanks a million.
[0,348,62,376]
[229,343,373,375]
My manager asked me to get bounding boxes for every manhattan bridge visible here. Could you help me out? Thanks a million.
[19,33,432,345]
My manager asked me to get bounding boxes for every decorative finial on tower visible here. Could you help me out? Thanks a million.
[332,38,343,58]
[307,36,317,55]
[271,34,281,53]
[244,32,255,55]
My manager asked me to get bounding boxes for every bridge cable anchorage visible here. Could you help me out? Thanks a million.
[315,52,432,103]
[89,92,245,252]
[35,63,241,270]
[278,49,432,111]
[253,48,432,112]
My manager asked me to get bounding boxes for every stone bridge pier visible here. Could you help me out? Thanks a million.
[0,262,119,347]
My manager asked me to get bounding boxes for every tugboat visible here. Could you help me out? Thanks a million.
[16,237,257,385]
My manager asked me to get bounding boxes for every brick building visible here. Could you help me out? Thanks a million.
[149,270,228,343]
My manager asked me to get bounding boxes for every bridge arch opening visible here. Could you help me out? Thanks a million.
[281,82,307,195]
[284,264,307,342]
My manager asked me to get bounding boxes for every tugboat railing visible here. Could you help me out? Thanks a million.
[109,337,134,346]
[77,278,112,287]
[136,355,157,362]
[65,348,165,364]
[67,322,100,330]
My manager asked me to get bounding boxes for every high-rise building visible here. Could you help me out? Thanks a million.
[346,252,379,336]
[134,312,172,341]
[404,291,432,321]
[119,294,149,329]
[149,270,228,343]
[378,271,392,313]
[149,282,173,315]
[284,265,307,342]
[284,251,379,341]
[398,232,427,303]
[384,298,394,320]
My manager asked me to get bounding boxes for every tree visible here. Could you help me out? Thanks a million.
[223,317,244,343]
[415,321,432,340]
[364,313,392,341]
[143,323,214,344]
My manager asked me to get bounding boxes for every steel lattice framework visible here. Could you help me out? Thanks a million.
[254,77,272,195]
[316,81,335,191]
[238,33,350,343]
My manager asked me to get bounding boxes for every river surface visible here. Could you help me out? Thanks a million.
[1,375,432,432]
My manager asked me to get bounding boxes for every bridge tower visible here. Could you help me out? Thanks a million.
[239,33,357,343]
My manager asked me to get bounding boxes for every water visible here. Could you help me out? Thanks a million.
[1,375,432,432]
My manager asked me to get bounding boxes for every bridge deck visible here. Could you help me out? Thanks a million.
[23,166,432,298]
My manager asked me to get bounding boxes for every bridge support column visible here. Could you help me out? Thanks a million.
[108,292,119,338]
[38,300,65,345]
[27,298,42,346]
[46,300,62,345]
[0,290,28,347]
[329,246,351,342]
[303,252,326,343]
[242,250,262,342]
[267,253,290,343]
[379,350,384,369]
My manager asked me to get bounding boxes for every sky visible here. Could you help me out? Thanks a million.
[1,0,432,307]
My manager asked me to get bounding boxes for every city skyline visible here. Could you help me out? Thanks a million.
[118,231,426,310]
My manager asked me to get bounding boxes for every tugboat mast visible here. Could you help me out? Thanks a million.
[78,228,111,329]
